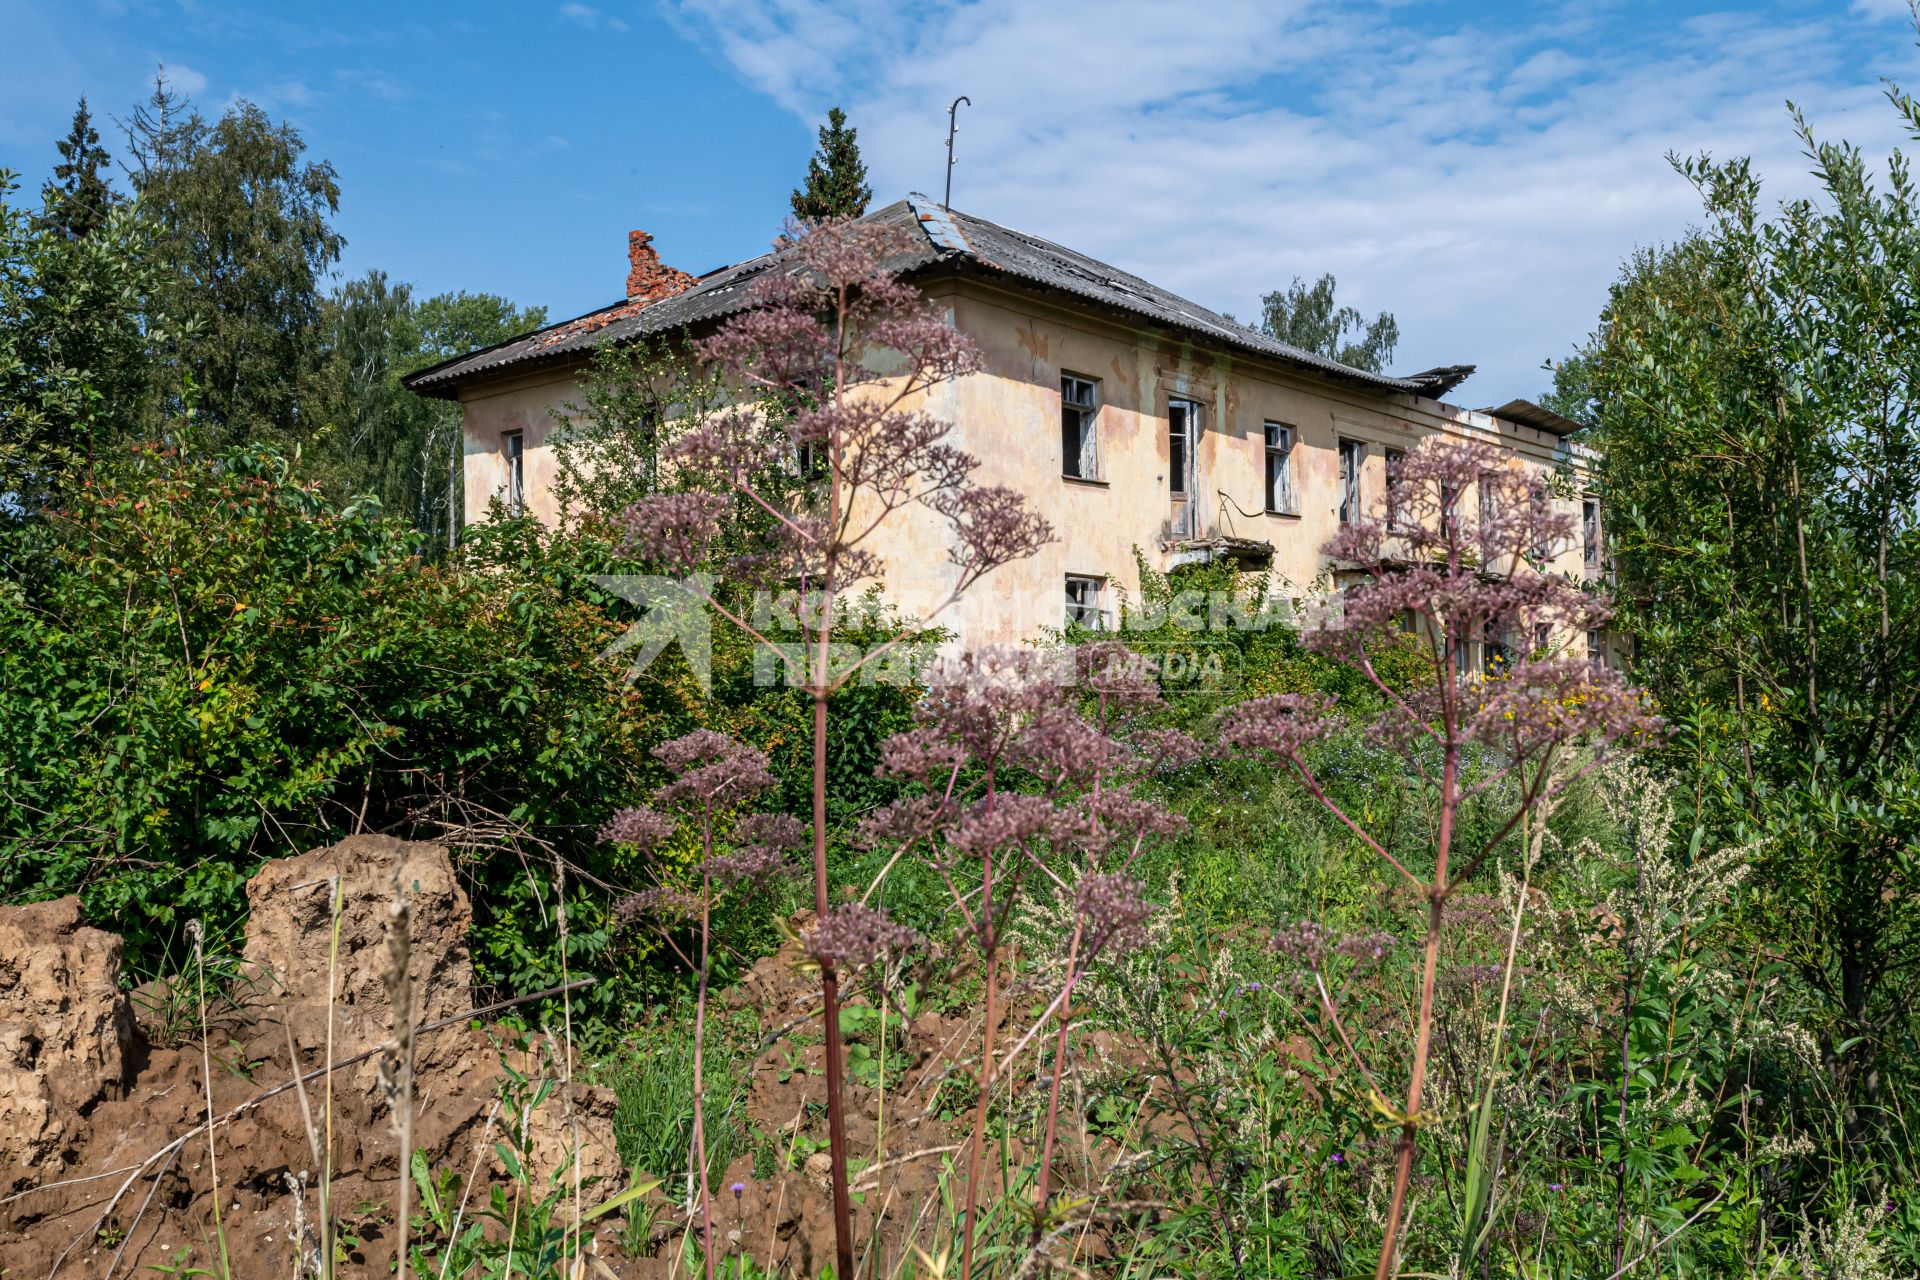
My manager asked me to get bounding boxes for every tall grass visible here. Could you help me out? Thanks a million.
[604,1021,751,1193]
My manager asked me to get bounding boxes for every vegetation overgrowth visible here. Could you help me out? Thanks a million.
[5,46,1920,1280]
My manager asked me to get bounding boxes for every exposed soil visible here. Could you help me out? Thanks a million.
[0,844,1147,1278]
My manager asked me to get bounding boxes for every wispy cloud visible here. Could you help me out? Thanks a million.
[334,67,410,102]
[667,0,1920,400]
[559,3,628,33]
[158,60,208,95]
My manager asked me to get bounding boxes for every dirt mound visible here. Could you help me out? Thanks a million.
[0,897,138,1198]
[0,844,1113,1278]
[242,834,475,1081]
[0,837,624,1279]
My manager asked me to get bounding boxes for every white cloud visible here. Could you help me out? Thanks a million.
[667,0,1920,401]
[159,60,208,95]
[559,3,628,33]
[1853,0,1913,21]
[334,68,410,102]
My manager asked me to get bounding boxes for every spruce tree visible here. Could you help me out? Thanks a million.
[41,97,117,240]
[790,107,872,222]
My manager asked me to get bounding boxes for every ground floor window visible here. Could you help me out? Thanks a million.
[1065,574,1108,630]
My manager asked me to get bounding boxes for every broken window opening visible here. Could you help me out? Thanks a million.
[1384,447,1406,528]
[1065,574,1108,630]
[504,430,525,514]
[1061,374,1102,480]
[1168,398,1199,537]
[1264,422,1296,514]
[1338,438,1364,525]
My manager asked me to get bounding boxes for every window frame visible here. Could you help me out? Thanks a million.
[1064,573,1109,631]
[1337,437,1364,525]
[1167,397,1199,497]
[1529,472,1553,560]
[1384,446,1406,529]
[1582,499,1600,573]
[503,430,525,514]
[1061,373,1104,482]
[1263,422,1297,515]
[1478,470,1501,560]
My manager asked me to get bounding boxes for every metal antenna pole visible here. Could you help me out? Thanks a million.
[944,95,970,208]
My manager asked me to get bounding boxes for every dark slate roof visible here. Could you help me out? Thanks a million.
[405,195,1475,400]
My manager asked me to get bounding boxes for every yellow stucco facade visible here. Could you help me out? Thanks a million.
[450,274,1599,658]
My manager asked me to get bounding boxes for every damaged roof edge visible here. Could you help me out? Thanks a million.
[405,196,1479,406]
[402,300,634,400]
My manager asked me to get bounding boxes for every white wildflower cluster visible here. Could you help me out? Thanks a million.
[1792,1201,1894,1280]
[1758,1130,1815,1161]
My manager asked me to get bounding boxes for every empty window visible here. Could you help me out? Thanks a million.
[1061,374,1102,480]
[781,376,825,478]
[1384,447,1406,527]
[1483,621,1513,674]
[795,436,824,478]
[504,431,525,514]
[1065,575,1107,630]
[1582,500,1600,573]
[1478,471,1501,557]
[1263,423,1296,514]
[1338,438,1364,524]
[1530,475,1553,559]
[1441,479,1461,541]
[1588,629,1604,668]
[1168,399,1197,495]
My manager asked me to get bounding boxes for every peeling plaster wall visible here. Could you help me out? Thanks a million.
[448,277,1594,654]
[456,371,583,527]
[860,280,1594,651]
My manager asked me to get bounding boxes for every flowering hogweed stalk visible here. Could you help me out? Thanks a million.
[854,645,1197,1263]
[596,729,800,1280]
[1073,872,1152,954]
[1217,436,1660,1280]
[805,902,922,970]
[614,219,1053,1278]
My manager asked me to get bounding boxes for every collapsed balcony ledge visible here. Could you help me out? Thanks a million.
[1161,534,1276,569]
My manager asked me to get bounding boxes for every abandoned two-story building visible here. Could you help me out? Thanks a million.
[404,194,1605,662]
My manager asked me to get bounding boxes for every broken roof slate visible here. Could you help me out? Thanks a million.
[404,196,1474,401]
[1479,398,1584,437]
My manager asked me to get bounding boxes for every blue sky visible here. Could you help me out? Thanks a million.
[5,0,1920,401]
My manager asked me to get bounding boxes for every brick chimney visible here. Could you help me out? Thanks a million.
[626,230,694,303]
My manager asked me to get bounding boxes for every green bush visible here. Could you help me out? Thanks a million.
[0,439,685,1000]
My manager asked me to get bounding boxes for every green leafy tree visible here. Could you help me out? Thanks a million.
[124,74,342,439]
[306,276,542,548]
[790,106,871,222]
[40,97,119,242]
[1259,273,1400,373]
[0,170,156,511]
[1578,104,1920,1117]
[305,276,541,545]
[305,270,423,502]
